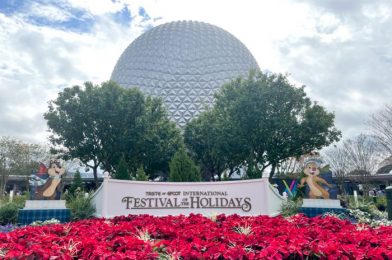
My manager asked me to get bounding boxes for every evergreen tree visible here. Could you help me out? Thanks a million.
[113,156,130,180]
[135,165,149,181]
[169,148,201,182]
[222,171,230,181]
[69,170,84,195]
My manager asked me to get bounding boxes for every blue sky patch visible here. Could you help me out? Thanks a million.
[26,7,96,33]
[0,0,96,33]
[27,16,95,34]
[112,6,132,26]
[0,1,155,34]
[0,0,27,15]
[138,7,151,21]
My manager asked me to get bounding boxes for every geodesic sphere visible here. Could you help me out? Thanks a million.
[111,20,259,127]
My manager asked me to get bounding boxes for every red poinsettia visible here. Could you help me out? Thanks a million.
[1,214,392,259]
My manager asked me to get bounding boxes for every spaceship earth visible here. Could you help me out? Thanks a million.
[111,21,259,127]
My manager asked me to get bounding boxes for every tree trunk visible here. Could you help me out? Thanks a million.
[93,165,99,189]
[269,163,276,182]
[0,174,8,199]
[228,167,235,179]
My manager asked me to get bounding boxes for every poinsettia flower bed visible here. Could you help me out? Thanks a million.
[1,214,392,259]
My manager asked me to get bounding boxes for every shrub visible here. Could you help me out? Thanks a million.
[376,196,386,211]
[343,194,375,210]
[280,199,300,217]
[0,203,20,225]
[0,193,28,208]
[344,195,388,228]
[66,192,95,221]
[348,208,390,227]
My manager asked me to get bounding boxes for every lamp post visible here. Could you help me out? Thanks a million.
[386,186,392,220]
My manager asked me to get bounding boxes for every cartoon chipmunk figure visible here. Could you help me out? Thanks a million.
[42,160,65,198]
[299,157,332,199]
[29,159,65,200]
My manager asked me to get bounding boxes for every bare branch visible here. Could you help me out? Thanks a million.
[368,104,392,155]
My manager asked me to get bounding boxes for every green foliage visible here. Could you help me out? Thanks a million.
[169,161,182,182]
[0,137,47,176]
[376,196,386,211]
[357,203,378,215]
[185,71,341,179]
[280,199,300,217]
[66,192,95,221]
[0,194,27,208]
[322,211,348,220]
[344,194,375,210]
[244,162,262,179]
[169,148,201,182]
[0,137,48,198]
[184,110,240,181]
[342,194,388,221]
[113,156,131,180]
[135,166,149,181]
[69,170,84,195]
[348,208,389,227]
[45,81,182,185]
[0,202,20,224]
[319,165,331,173]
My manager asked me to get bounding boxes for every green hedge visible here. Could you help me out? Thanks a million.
[0,203,20,225]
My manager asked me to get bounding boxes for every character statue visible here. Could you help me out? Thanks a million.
[299,156,332,199]
[29,160,65,200]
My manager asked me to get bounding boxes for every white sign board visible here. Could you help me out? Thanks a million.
[92,178,285,217]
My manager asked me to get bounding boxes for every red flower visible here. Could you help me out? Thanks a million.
[1,214,392,259]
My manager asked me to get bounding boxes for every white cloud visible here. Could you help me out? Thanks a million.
[0,0,391,146]
[276,0,392,140]
[65,0,125,16]
[28,2,74,22]
[0,2,155,143]
[130,0,314,72]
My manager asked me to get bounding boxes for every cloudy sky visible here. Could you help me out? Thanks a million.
[0,0,391,145]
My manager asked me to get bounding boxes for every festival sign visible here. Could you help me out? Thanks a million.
[92,178,285,217]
